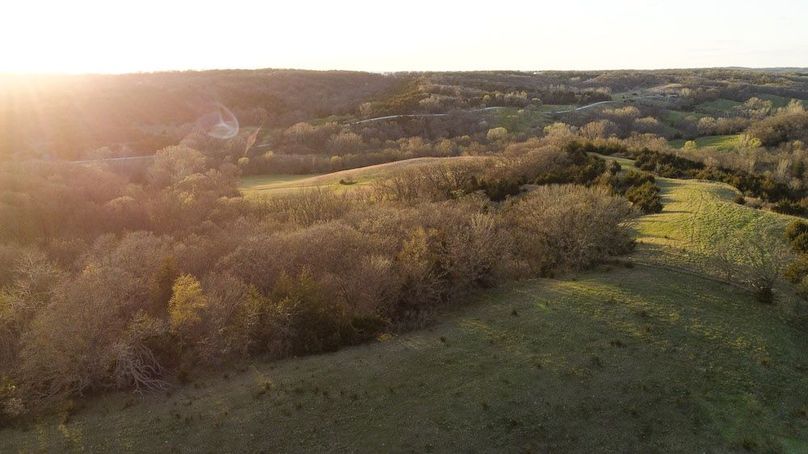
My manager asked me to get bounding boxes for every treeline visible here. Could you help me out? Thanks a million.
[0,71,400,160]
[5,68,808,163]
[746,101,808,147]
[0,139,640,424]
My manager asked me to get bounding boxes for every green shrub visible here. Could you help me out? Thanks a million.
[790,234,808,255]
[785,220,808,243]
[625,182,663,214]
[784,255,808,283]
[772,200,806,216]
[755,287,775,305]
[272,270,352,355]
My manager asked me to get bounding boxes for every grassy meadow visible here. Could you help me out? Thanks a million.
[3,159,807,453]
[695,98,742,115]
[669,134,742,151]
[637,177,792,259]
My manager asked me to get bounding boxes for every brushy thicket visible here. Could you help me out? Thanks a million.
[784,220,808,296]
[0,140,639,423]
[783,221,808,328]
[576,138,808,215]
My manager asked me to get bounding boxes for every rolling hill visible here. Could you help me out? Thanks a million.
[3,160,807,452]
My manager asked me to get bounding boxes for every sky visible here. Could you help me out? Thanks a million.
[2,0,807,74]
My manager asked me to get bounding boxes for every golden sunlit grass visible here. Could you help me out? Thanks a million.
[238,156,481,197]
[635,177,795,273]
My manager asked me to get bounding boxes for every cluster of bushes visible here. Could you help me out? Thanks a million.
[783,221,808,328]
[746,102,808,147]
[633,149,703,178]
[0,142,638,422]
[628,148,807,213]
[599,168,663,214]
[367,141,665,214]
[556,142,663,213]
[784,221,808,296]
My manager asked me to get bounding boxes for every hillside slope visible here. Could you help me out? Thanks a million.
[3,172,807,453]
[239,156,481,196]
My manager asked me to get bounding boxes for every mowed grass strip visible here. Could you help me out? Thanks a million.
[634,177,794,274]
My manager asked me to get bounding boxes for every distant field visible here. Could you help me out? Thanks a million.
[755,94,808,109]
[694,98,742,115]
[4,163,807,453]
[693,95,808,113]
[669,134,741,150]
[238,173,319,191]
[661,108,707,125]
[239,156,479,197]
[493,107,554,133]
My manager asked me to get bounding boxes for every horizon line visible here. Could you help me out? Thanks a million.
[2,65,808,78]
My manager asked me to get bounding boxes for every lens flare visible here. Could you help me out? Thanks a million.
[197,103,239,139]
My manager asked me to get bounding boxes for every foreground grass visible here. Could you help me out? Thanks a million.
[2,264,805,453]
[3,170,807,453]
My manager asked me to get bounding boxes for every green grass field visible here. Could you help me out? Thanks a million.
[3,163,808,453]
[669,134,742,151]
[660,108,708,127]
[694,98,742,115]
[488,106,558,133]
[755,94,808,109]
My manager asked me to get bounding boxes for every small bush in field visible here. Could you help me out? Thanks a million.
[625,182,663,214]
[785,255,808,284]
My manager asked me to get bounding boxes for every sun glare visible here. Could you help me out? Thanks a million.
[2,0,807,74]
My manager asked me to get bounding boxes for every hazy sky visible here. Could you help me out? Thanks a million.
[3,0,807,74]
